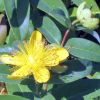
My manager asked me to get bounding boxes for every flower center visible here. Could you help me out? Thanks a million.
[28,55,35,64]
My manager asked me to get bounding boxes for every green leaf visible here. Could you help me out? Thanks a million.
[0,64,10,74]
[41,93,55,100]
[69,7,77,19]
[6,83,55,100]
[6,83,34,100]
[0,74,22,84]
[28,19,34,36]
[49,60,92,84]
[38,16,62,44]
[0,45,15,54]
[84,89,100,100]
[88,72,100,79]
[6,29,17,44]
[4,0,30,40]
[34,93,55,100]
[37,0,71,28]
[0,95,29,100]
[65,38,100,62]
[72,0,84,6]
[85,0,100,14]
[52,79,100,99]
[0,64,21,84]
[0,0,4,12]
[0,73,34,85]
[93,62,100,72]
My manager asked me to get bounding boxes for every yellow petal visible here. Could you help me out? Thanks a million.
[44,47,69,67]
[56,48,69,62]
[29,30,42,45]
[18,43,27,54]
[44,49,59,66]
[0,54,26,66]
[7,65,31,80]
[33,67,50,83]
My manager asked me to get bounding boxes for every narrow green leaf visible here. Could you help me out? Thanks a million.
[72,0,84,5]
[0,0,4,12]
[37,0,71,28]
[4,0,20,40]
[0,45,15,54]
[69,7,77,19]
[84,89,100,100]
[4,0,30,40]
[6,83,55,100]
[85,0,100,14]
[16,0,30,40]
[38,16,62,44]
[0,64,21,84]
[6,83,34,100]
[0,95,29,100]
[34,93,55,100]
[0,64,10,74]
[6,29,17,44]
[41,93,55,100]
[93,62,100,72]
[88,72,100,79]
[0,73,34,85]
[65,38,100,62]
[52,79,100,99]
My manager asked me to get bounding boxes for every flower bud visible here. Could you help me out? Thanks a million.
[77,2,86,20]
[77,2,99,30]
[82,18,99,30]
[81,9,92,19]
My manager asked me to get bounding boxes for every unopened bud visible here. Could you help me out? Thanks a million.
[81,9,92,19]
[82,18,99,30]
[77,2,99,30]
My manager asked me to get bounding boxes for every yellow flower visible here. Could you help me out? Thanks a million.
[0,31,69,83]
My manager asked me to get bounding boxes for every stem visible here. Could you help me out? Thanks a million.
[72,19,79,25]
[42,83,48,91]
[61,29,70,46]
[61,19,79,46]
[35,82,39,96]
